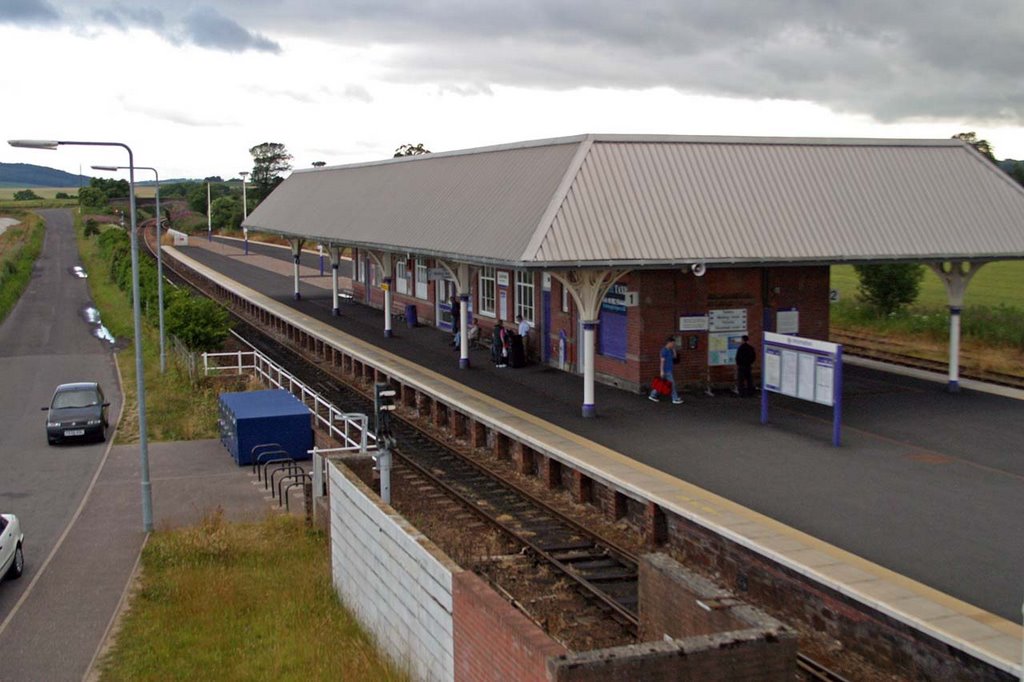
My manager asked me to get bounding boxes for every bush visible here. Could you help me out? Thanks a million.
[165,290,231,351]
[84,218,100,237]
[13,189,41,201]
[853,263,924,315]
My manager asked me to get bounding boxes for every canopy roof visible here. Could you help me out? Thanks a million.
[244,134,1024,268]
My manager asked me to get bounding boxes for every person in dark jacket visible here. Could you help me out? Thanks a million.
[735,335,756,396]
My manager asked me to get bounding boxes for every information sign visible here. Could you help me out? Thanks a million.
[709,332,746,366]
[777,307,799,334]
[679,314,708,332]
[708,308,747,332]
[761,332,843,446]
[497,271,510,287]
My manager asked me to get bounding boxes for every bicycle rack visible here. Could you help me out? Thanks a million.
[283,472,313,511]
[271,462,305,500]
[251,443,288,480]
[262,458,295,490]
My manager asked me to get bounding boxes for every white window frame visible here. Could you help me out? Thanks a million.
[515,270,535,323]
[357,251,366,283]
[370,262,381,288]
[478,266,496,317]
[415,258,429,300]
[396,259,409,295]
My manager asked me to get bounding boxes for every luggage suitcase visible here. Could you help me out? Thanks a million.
[509,335,526,368]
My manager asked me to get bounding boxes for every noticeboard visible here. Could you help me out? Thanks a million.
[708,308,747,332]
[761,332,843,446]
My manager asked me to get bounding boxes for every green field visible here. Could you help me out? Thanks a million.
[0,186,79,199]
[830,262,1024,309]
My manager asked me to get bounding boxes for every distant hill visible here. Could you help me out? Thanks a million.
[0,162,90,188]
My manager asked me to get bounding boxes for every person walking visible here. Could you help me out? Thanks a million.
[735,335,757,396]
[649,336,684,404]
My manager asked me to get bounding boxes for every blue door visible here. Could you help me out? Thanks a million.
[598,306,627,360]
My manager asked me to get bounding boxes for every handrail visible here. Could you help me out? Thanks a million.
[204,347,377,451]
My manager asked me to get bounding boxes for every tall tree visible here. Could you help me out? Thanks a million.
[952,132,996,162]
[394,143,431,157]
[312,161,326,168]
[249,142,292,201]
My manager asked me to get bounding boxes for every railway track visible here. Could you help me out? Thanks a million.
[148,230,850,678]
[831,330,1024,389]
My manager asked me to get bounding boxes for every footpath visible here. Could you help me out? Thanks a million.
[0,438,276,681]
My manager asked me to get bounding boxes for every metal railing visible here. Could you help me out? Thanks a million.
[203,347,378,452]
[205,346,378,511]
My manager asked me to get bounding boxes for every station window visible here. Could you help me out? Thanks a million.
[415,258,429,300]
[357,251,366,283]
[370,262,381,288]
[396,259,409,295]
[478,266,496,317]
[515,271,535,322]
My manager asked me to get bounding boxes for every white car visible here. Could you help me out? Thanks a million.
[0,514,24,581]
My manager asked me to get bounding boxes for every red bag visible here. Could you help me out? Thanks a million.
[651,377,671,396]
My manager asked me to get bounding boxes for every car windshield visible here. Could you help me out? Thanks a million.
[52,389,100,409]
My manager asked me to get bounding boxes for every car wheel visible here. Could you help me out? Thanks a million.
[6,544,23,580]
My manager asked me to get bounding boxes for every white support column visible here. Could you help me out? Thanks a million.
[369,251,395,337]
[581,320,598,417]
[928,260,985,393]
[329,245,341,316]
[459,293,470,369]
[383,277,394,337]
[550,268,630,418]
[438,260,474,369]
[290,239,304,300]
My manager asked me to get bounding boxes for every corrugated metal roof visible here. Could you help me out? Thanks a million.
[244,141,581,262]
[245,134,1024,266]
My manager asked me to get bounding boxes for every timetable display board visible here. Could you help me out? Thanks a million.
[707,308,747,366]
[761,332,844,446]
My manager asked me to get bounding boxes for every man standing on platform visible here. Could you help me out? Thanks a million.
[735,335,757,396]
[649,336,684,404]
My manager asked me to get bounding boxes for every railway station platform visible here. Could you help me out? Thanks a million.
[173,237,1022,675]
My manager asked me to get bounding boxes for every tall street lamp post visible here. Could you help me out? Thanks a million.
[239,171,249,255]
[9,139,153,532]
[93,164,166,374]
[207,181,212,242]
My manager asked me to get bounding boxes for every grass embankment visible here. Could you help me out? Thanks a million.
[830,263,1024,375]
[0,211,45,324]
[74,213,221,441]
[99,512,406,681]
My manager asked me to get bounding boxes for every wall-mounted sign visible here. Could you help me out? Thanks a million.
[708,332,746,366]
[427,268,450,281]
[777,307,799,334]
[601,283,631,313]
[708,308,747,332]
[542,272,552,291]
[679,314,709,331]
[497,271,510,287]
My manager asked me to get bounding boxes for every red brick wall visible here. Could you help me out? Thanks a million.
[453,571,567,682]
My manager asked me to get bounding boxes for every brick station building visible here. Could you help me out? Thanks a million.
[244,134,1024,416]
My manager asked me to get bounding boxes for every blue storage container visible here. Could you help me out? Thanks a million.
[405,303,418,327]
[218,389,313,466]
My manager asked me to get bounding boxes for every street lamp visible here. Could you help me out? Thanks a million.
[207,181,212,242]
[93,164,166,375]
[239,171,249,255]
[9,139,154,533]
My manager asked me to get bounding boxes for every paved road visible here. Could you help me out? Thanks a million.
[0,209,121,620]
[181,238,1024,623]
[0,213,276,680]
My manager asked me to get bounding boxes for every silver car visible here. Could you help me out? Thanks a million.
[0,514,24,581]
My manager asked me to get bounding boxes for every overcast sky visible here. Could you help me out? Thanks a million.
[3,0,1023,179]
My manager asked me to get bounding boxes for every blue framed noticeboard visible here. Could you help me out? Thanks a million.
[761,332,843,446]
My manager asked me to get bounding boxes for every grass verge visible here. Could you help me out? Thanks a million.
[74,212,223,442]
[99,512,406,681]
[831,264,1024,368]
[0,211,44,324]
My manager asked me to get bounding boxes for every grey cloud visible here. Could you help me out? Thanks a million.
[181,5,281,54]
[16,0,1024,123]
[342,85,372,103]
[92,4,164,31]
[120,98,234,127]
[0,0,60,25]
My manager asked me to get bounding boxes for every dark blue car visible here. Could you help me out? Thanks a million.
[43,382,110,445]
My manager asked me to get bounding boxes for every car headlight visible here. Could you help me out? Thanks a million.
[48,421,61,427]
[87,419,102,426]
